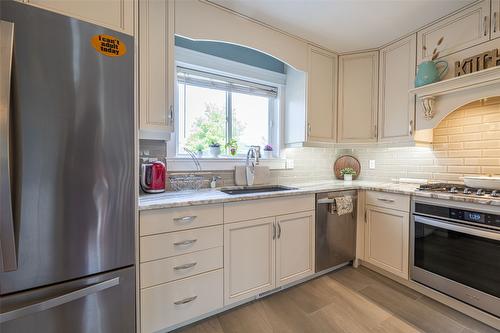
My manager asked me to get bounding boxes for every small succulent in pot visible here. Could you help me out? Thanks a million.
[209,141,221,158]
[340,167,357,181]
[225,139,238,157]
[263,144,273,159]
[195,143,205,158]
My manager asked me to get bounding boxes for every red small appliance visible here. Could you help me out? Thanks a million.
[141,161,166,193]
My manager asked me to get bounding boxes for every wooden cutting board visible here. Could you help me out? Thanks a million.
[334,155,361,180]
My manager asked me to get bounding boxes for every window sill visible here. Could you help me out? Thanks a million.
[166,156,289,171]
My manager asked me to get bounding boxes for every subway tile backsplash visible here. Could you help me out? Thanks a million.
[139,101,500,186]
[347,101,500,183]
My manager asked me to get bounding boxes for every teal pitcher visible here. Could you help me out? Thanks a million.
[415,60,448,87]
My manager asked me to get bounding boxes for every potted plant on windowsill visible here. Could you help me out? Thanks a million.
[225,139,238,157]
[340,167,357,182]
[195,144,204,158]
[262,144,273,159]
[209,141,221,158]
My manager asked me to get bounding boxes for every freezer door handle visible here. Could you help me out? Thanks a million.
[0,20,17,273]
[0,277,120,323]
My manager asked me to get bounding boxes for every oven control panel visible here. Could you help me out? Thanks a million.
[450,209,500,228]
[415,203,500,229]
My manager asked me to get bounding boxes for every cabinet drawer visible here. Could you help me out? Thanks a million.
[140,204,223,236]
[140,225,223,262]
[366,191,410,212]
[141,269,223,333]
[140,247,223,288]
[224,194,315,223]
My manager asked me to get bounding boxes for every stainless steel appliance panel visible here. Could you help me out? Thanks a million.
[315,191,357,272]
[0,1,134,294]
[0,266,135,332]
[0,19,16,273]
[410,199,500,317]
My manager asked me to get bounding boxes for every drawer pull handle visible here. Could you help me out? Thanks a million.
[174,296,198,305]
[173,215,197,223]
[173,262,197,270]
[377,198,395,203]
[173,239,197,246]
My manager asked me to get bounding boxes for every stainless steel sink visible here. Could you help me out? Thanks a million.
[219,185,298,195]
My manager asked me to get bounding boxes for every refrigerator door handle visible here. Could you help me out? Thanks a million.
[0,20,17,273]
[0,277,120,323]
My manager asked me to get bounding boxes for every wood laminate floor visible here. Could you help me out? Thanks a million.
[173,266,499,333]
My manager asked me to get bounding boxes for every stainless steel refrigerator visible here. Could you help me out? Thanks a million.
[0,1,135,332]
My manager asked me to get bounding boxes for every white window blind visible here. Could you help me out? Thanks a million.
[177,67,278,98]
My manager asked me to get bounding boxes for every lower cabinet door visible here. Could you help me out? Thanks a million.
[224,217,276,305]
[364,206,409,279]
[276,211,315,286]
[140,269,223,333]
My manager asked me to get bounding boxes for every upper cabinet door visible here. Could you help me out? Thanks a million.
[338,51,379,143]
[307,46,337,143]
[417,0,490,63]
[492,0,500,40]
[378,35,416,143]
[139,0,174,139]
[23,0,134,35]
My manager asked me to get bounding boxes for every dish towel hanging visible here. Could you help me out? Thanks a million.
[334,196,353,216]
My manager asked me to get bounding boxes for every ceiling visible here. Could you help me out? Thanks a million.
[209,0,475,53]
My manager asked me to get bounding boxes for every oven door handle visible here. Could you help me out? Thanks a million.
[414,215,500,241]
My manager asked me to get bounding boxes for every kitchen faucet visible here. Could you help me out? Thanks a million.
[245,146,260,186]
[184,147,202,171]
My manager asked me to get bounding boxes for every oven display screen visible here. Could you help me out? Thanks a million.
[464,211,484,223]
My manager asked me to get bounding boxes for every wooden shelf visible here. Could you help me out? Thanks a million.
[409,66,500,119]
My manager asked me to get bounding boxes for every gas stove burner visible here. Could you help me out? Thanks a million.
[417,183,499,198]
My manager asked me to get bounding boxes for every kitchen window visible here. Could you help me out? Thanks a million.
[176,67,279,157]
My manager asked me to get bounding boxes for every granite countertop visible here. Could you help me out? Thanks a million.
[139,180,500,210]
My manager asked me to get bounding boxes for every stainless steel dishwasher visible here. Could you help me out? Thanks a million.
[315,190,357,272]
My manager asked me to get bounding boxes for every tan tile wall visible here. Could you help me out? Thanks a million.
[348,101,500,183]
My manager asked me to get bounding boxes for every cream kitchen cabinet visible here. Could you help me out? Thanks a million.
[223,195,315,305]
[139,203,224,333]
[364,192,410,279]
[19,0,134,35]
[378,35,417,143]
[307,46,337,143]
[139,0,174,140]
[284,46,337,146]
[223,217,276,305]
[224,211,315,305]
[492,0,500,39]
[338,51,379,143]
[275,211,315,286]
[416,0,490,63]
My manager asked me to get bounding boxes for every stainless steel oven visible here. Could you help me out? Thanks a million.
[410,198,500,317]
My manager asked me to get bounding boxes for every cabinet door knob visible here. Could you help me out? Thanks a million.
[409,120,414,136]
[484,16,488,36]
[277,223,282,239]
